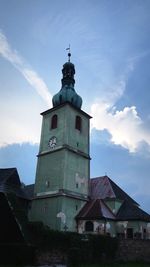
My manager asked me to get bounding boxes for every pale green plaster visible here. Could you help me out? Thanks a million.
[104,199,123,214]
[29,197,61,230]
[30,103,90,231]
[39,104,90,155]
[60,196,87,231]
[29,196,87,231]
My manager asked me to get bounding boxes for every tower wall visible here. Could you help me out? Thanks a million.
[30,103,91,231]
[30,57,91,232]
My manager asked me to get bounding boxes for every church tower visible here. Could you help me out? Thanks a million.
[30,52,91,231]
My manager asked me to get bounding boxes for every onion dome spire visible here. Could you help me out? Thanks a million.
[52,48,82,109]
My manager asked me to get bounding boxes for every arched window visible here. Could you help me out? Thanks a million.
[75,116,82,131]
[85,221,94,232]
[51,114,58,129]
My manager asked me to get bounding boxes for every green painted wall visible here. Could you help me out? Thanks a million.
[39,104,89,155]
[34,149,89,195]
[29,196,88,231]
[34,151,64,194]
[29,197,61,229]
[104,199,123,214]
[30,103,90,231]
[60,196,87,231]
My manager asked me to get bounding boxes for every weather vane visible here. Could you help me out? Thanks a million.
[66,44,71,62]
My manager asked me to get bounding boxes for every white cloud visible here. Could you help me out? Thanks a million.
[91,99,150,152]
[22,68,52,106]
[0,96,42,147]
[0,30,53,147]
[90,60,150,153]
[1,31,150,152]
[0,30,52,107]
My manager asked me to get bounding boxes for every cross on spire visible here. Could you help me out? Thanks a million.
[66,44,71,62]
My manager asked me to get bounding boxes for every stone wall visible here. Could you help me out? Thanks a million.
[35,249,67,265]
[34,240,150,265]
[117,239,150,262]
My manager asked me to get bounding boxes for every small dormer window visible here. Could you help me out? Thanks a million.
[51,114,57,129]
[75,116,82,131]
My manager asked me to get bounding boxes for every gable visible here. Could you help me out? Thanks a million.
[104,199,123,214]
[0,168,28,199]
[76,199,115,220]
[90,176,138,205]
[0,168,21,186]
[0,168,17,184]
[90,176,115,199]
[116,200,150,221]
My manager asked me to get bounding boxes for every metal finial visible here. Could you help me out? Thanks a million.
[66,44,71,62]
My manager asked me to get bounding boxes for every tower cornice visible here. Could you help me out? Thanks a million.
[37,144,91,160]
[41,102,92,119]
[32,188,89,201]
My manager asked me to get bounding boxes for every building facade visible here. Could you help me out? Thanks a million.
[29,55,91,231]
[76,176,150,239]
[1,53,150,240]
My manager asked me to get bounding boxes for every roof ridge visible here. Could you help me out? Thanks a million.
[0,168,17,184]
[108,177,138,205]
[0,167,16,170]
[82,199,97,217]
[25,183,34,187]
[105,176,116,198]
[91,175,109,180]
[116,199,150,221]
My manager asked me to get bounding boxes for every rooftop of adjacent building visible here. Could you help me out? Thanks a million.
[90,175,138,205]
[0,168,28,199]
[1,168,150,222]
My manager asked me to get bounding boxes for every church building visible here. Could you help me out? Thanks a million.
[0,52,150,240]
[29,51,91,232]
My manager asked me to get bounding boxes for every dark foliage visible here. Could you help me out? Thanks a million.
[28,222,118,266]
[0,243,34,264]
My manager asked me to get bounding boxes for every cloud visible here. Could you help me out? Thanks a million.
[22,68,52,105]
[91,102,149,152]
[90,46,150,153]
[0,143,38,184]
[90,65,150,152]
[0,97,42,147]
[0,30,52,147]
[0,30,52,106]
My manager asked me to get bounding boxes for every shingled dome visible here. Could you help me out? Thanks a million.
[52,61,82,109]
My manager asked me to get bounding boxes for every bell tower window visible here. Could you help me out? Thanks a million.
[75,116,82,131]
[51,114,58,129]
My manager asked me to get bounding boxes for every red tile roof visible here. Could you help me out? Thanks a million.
[76,176,150,222]
[90,176,138,205]
[76,199,115,220]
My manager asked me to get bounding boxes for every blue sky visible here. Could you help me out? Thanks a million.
[0,0,150,212]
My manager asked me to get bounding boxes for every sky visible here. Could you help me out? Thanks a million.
[0,0,150,213]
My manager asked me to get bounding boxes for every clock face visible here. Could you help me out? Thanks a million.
[48,136,57,148]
